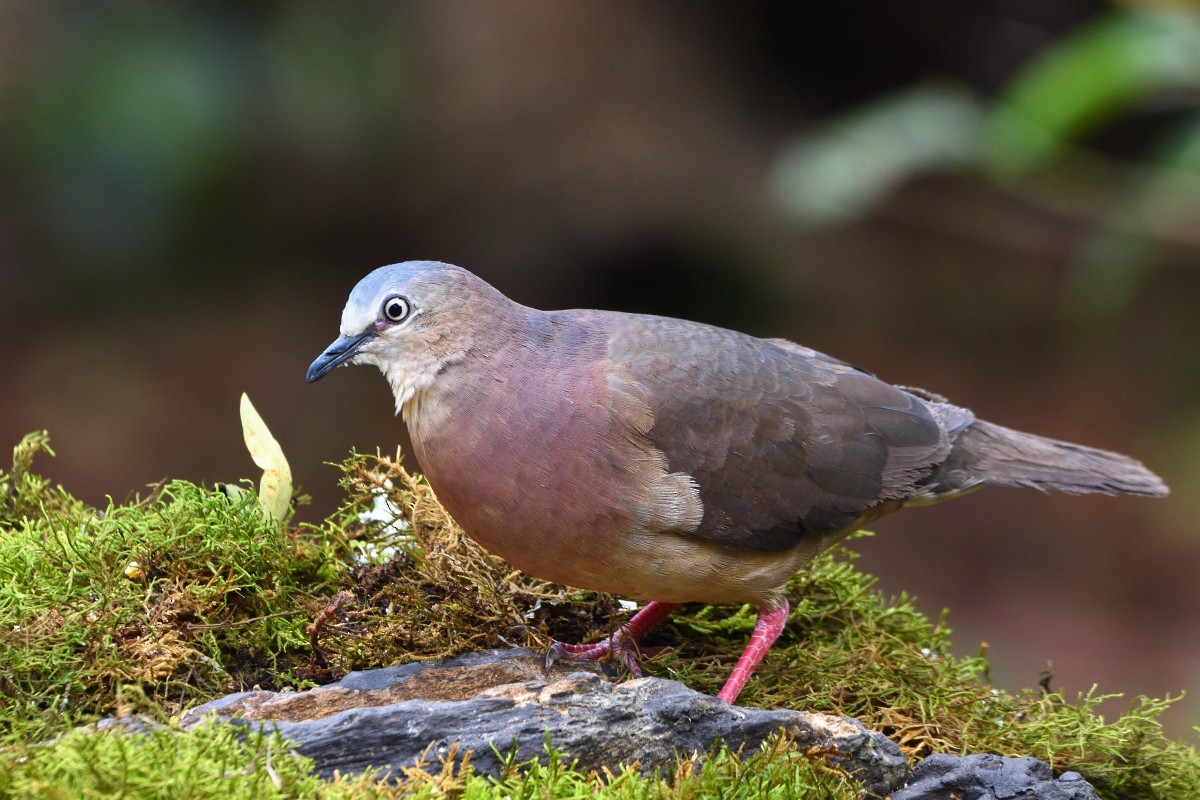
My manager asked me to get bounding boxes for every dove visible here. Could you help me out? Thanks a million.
[307,261,1167,703]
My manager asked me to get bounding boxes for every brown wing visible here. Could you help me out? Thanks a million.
[602,314,962,552]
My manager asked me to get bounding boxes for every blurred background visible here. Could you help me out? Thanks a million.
[1,2,1198,735]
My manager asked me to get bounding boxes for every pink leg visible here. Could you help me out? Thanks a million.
[551,601,680,673]
[717,601,790,704]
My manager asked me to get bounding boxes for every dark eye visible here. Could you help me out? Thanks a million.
[382,294,411,323]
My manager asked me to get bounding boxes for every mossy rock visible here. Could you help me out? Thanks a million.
[1,432,1197,799]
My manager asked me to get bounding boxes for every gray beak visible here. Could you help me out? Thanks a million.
[306,331,375,383]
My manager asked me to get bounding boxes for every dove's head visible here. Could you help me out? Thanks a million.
[306,261,515,415]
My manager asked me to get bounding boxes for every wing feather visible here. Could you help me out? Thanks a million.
[600,314,968,551]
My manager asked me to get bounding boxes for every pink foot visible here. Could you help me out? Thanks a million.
[548,601,679,675]
[717,601,790,704]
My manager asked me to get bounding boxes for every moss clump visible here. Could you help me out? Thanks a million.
[0,433,347,744]
[1,722,329,799]
[0,436,607,748]
[1,432,1198,800]
[657,548,1200,799]
[0,723,859,800]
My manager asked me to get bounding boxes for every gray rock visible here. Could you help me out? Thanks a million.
[894,752,1100,800]
[181,647,906,796]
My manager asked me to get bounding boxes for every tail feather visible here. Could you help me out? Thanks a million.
[940,420,1168,498]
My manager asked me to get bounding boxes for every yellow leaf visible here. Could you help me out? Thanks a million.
[239,393,293,523]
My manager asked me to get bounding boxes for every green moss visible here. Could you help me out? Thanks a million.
[0,722,858,800]
[1,432,1198,800]
[662,544,1200,799]
[0,433,347,743]
[480,733,860,799]
[1,722,325,799]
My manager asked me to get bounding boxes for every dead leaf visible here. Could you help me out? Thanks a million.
[240,393,293,523]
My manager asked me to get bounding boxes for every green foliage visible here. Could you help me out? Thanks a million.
[982,8,1200,176]
[771,7,1200,323]
[6,5,410,274]
[775,8,1200,210]
[771,86,983,225]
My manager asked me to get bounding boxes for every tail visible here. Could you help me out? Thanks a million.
[937,420,1168,497]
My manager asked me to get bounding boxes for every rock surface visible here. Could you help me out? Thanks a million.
[161,647,1103,799]
[181,647,907,796]
[894,752,1101,800]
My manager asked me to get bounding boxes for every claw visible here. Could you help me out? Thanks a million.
[545,631,641,675]
[544,641,569,672]
[540,600,681,677]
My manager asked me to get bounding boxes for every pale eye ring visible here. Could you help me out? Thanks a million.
[382,294,411,323]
